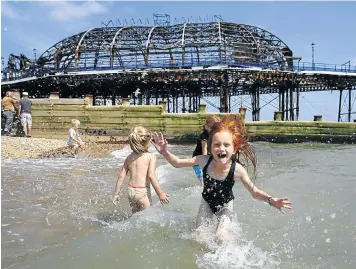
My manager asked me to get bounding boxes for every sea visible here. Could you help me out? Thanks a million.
[1,142,355,269]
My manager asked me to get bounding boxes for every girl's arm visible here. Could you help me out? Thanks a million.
[77,132,83,143]
[152,132,204,168]
[147,155,169,204]
[235,163,292,214]
[112,159,128,205]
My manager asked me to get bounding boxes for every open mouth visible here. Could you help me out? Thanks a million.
[217,153,227,159]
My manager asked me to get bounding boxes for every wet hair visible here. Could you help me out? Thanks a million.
[128,126,152,154]
[203,115,221,131]
[71,119,80,127]
[207,114,257,180]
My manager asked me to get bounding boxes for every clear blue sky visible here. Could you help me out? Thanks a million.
[1,1,355,121]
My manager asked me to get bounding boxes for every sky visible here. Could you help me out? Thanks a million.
[1,0,356,121]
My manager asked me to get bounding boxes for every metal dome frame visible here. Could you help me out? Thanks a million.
[37,22,293,72]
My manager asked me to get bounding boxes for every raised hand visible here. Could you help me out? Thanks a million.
[151,132,168,154]
[271,197,292,215]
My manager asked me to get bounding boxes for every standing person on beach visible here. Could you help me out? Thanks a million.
[192,115,220,183]
[152,115,292,244]
[67,119,84,157]
[18,92,32,137]
[112,126,169,214]
[1,91,17,136]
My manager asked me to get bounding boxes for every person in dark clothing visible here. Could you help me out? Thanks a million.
[152,115,292,244]
[192,115,220,182]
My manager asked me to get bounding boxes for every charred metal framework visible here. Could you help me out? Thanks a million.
[2,67,356,121]
[2,21,356,122]
[29,22,295,72]
[338,89,355,122]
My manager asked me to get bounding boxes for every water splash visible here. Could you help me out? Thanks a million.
[181,218,281,269]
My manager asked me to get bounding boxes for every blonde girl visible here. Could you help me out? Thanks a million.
[112,126,169,214]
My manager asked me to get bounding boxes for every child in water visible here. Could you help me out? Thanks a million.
[152,115,292,243]
[67,119,84,157]
[192,115,221,183]
[112,126,169,214]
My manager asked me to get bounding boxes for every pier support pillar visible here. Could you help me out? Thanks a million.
[279,88,285,121]
[182,88,186,113]
[289,87,294,121]
[250,86,260,121]
[111,89,117,105]
[219,80,229,113]
[337,89,355,122]
[296,87,300,120]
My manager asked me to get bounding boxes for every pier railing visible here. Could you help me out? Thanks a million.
[2,59,356,83]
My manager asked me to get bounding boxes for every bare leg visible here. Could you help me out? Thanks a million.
[196,198,215,228]
[22,124,28,137]
[215,200,233,244]
[73,145,79,155]
[27,125,32,137]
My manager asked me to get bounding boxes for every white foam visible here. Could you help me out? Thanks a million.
[111,145,132,159]
[111,144,162,159]
[156,163,173,185]
[193,220,280,269]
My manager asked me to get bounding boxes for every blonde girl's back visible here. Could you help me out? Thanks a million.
[125,152,153,187]
[126,126,154,187]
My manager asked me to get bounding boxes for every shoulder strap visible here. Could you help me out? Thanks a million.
[203,155,213,174]
[227,159,236,181]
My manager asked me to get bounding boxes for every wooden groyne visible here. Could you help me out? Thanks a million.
[23,93,356,144]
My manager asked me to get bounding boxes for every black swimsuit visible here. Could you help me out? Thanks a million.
[202,156,236,214]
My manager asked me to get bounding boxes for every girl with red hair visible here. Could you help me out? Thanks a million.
[152,115,292,243]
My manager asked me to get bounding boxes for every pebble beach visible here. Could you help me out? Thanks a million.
[1,136,124,160]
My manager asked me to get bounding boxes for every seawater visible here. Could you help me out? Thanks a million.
[1,143,356,269]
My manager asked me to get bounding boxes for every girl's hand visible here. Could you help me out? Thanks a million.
[112,194,121,206]
[159,192,169,204]
[271,197,292,215]
[151,132,169,154]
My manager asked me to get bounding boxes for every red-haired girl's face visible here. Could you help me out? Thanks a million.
[210,131,235,164]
